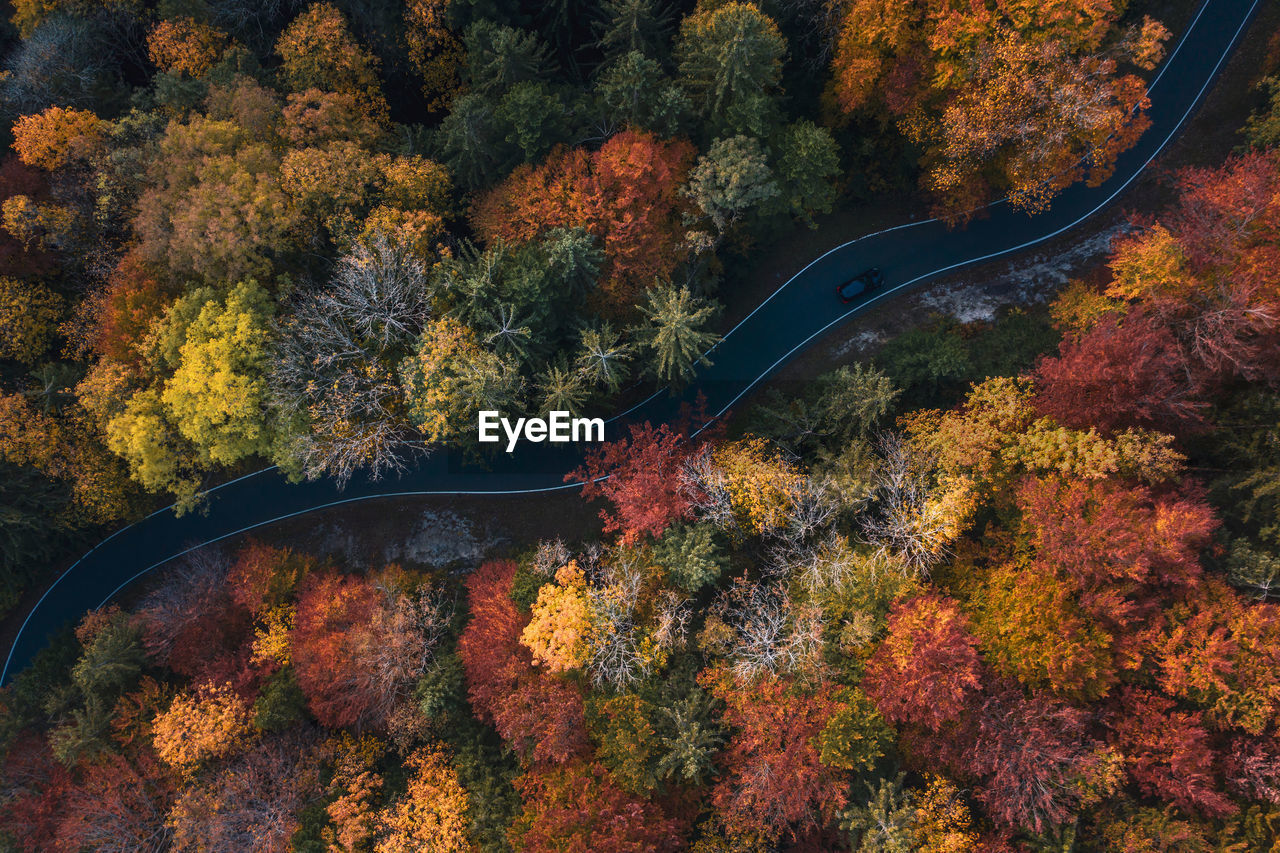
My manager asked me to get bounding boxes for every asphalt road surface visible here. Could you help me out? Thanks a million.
[1,0,1262,684]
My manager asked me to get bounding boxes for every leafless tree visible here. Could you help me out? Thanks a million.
[367,583,455,718]
[134,549,230,662]
[270,235,430,486]
[532,538,572,577]
[586,581,647,690]
[720,581,825,681]
[860,432,963,574]
[679,446,738,532]
[652,589,693,650]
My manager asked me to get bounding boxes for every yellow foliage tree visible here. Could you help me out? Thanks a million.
[913,775,978,853]
[400,317,521,445]
[251,605,295,668]
[374,746,470,853]
[0,277,62,363]
[276,3,388,121]
[404,0,464,111]
[323,733,386,853]
[12,106,103,170]
[152,683,254,774]
[1,195,76,250]
[521,561,592,672]
[712,437,803,536]
[159,280,275,467]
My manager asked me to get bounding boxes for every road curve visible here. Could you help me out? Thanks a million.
[1,0,1261,684]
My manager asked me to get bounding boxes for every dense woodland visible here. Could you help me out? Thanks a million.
[0,0,1181,616]
[2,0,1280,850]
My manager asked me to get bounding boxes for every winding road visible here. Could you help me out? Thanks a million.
[0,0,1263,684]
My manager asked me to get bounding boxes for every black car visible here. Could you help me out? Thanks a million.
[837,267,883,303]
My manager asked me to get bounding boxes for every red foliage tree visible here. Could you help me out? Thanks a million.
[492,674,589,764]
[87,248,174,364]
[700,668,848,840]
[511,761,683,853]
[963,688,1114,834]
[458,559,528,723]
[54,750,175,852]
[291,571,382,727]
[1106,688,1235,817]
[1033,308,1210,435]
[862,593,984,732]
[473,130,695,313]
[1019,476,1214,591]
[135,555,253,688]
[0,733,72,853]
[457,560,588,762]
[567,421,693,544]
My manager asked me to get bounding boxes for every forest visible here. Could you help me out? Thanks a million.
[1,0,1279,849]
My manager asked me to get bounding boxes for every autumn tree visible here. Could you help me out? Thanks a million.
[701,667,849,840]
[404,0,464,110]
[226,540,313,616]
[456,559,590,763]
[292,570,452,730]
[53,750,175,853]
[132,551,252,686]
[158,279,275,467]
[520,561,592,673]
[829,0,1168,215]
[969,562,1117,701]
[276,2,387,120]
[1106,688,1235,817]
[166,730,323,853]
[962,688,1121,833]
[133,92,299,283]
[146,17,229,78]
[11,105,103,170]
[399,316,522,446]
[707,437,803,537]
[860,433,977,572]
[1033,310,1210,436]
[510,760,682,853]
[472,130,695,312]
[862,593,983,732]
[374,746,470,853]
[1155,577,1280,735]
[0,276,61,362]
[568,420,694,543]
[151,682,255,773]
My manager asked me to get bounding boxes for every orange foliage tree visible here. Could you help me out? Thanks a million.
[374,746,471,853]
[151,682,255,773]
[829,0,1168,216]
[457,560,589,763]
[11,106,103,171]
[473,130,695,313]
[146,17,229,77]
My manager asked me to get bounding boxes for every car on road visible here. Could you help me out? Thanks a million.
[837,267,883,303]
